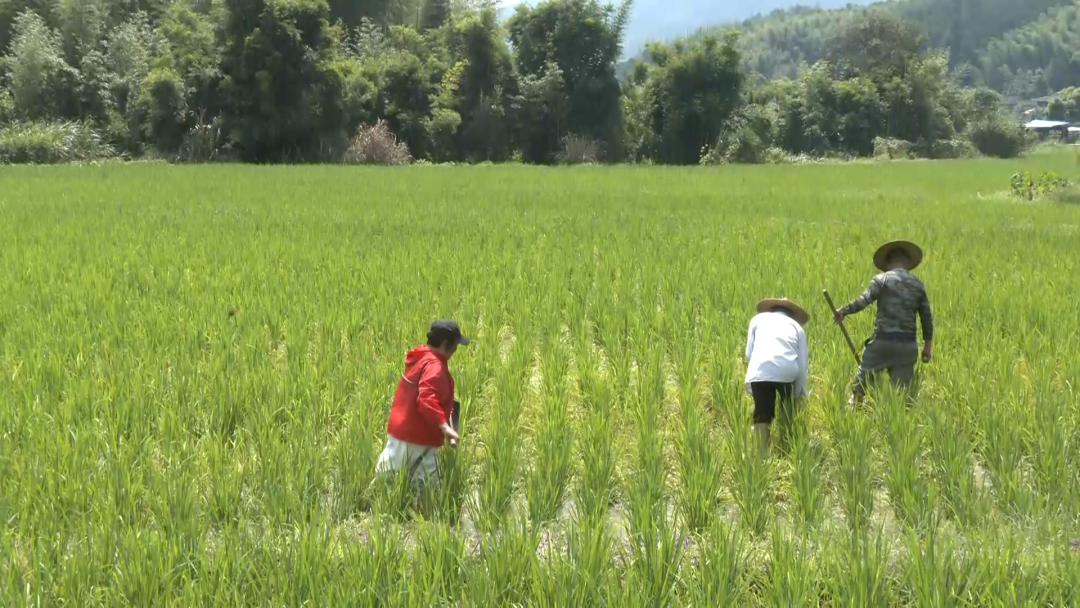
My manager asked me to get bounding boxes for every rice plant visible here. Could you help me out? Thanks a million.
[674,342,723,533]
[765,529,819,607]
[926,406,986,526]
[623,349,683,605]
[903,522,975,607]
[826,529,893,606]
[683,518,748,606]
[833,405,875,536]
[790,409,825,529]
[975,395,1030,518]
[2,154,1080,602]
[727,389,773,537]
[408,521,468,606]
[526,334,574,527]
[879,390,933,531]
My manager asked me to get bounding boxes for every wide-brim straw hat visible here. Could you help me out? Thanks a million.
[873,240,923,272]
[756,298,810,325]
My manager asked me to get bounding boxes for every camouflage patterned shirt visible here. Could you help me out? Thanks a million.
[840,269,933,342]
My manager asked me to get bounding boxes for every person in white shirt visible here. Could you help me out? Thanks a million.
[745,298,810,459]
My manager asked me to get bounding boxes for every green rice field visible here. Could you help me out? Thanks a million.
[2,153,1080,605]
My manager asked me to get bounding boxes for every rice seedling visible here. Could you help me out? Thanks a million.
[428,434,472,523]
[674,342,722,533]
[536,514,619,606]
[826,529,894,606]
[926,406,986,526]
[472,332,531,531]
[573,363,617,522]
[727,390,773,537]
[963,529,1050,607]
[765,529,819,607]
[525,334,574,527]
[468,515,540,605]
[623,349,683,605]
[902,521,975,607]
[832,404,875,536]
[349,517,409,604]
[974,394,1030,518]
[1025,380,1075,514]
[683,518,748,606]
[790,408,825,529]
[879,389,934,530]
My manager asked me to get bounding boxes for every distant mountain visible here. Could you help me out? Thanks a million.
[616,0,881,56]
[682,0,1079,97]
[505,0,1080,98]
[500,0,883,58]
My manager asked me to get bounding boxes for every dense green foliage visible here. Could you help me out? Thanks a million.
[4,154,1080,603]
[0,0,1063,163]
[0,0,639,163]
[979,3,1080,96]
[698,0,1080,99]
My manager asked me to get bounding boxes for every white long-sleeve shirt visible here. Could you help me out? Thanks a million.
[745,312,809,398]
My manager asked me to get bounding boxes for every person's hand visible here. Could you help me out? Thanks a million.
[440,423,459,448]
[921,343,933,363]
[833,310,845,324]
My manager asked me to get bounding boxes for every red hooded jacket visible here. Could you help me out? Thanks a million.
[386,345,455,447]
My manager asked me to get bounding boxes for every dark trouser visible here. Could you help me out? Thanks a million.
[751,381,795,424]
[854,336,919,395]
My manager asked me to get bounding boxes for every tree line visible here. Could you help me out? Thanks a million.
[0,0,1032,164]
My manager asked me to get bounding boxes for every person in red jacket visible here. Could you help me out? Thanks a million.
[374,319,468,487]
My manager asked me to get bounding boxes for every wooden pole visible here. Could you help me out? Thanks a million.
[823,290,861,366]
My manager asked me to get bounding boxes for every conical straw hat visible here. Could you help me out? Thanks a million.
[756,298,810,325]
[873,240,923,272]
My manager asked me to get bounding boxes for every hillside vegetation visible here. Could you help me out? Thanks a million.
[697,0,1080,98]
[0,0,1056,165]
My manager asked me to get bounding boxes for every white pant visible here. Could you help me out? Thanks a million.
[375,436,440,486]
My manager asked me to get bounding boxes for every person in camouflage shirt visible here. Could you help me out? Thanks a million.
[833,240,934,405]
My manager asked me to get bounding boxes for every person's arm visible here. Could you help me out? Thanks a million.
[796,326,809,398]
[745,317,757,362]
[839,275,884,318]
[919,291,934,361]
[416,364,458,442]
[744,318,757,395]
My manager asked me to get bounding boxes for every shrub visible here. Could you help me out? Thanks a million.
[179,110,224,163]
[0,121,115,163]
[967,119,1029,159]
[700,122,767,165]
[344,120,412,165]
[557,134,602,164]
[137,67,188,154]
[1050,186,1080,205]
[0,91,13,124]
[1010,171,1068,201]
[699,143,723,166]
[424,108,461,163]
[928,139,979,160]
[764,147,815,164]
[724,126,767,164]
[873,137,914,160]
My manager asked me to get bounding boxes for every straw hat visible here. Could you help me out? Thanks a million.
[756,298,810,325]
[873,240,923,272]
